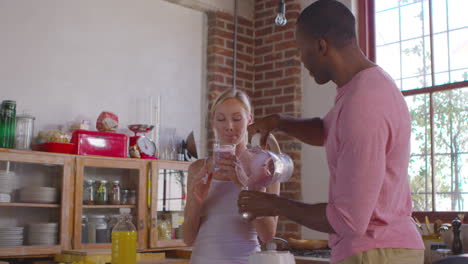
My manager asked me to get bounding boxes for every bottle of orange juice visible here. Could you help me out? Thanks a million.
[111,208,137,264]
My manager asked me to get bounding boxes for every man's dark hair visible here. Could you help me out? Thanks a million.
[297,0,356,48]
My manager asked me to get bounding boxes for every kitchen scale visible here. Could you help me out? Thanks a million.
[128,124,157,159]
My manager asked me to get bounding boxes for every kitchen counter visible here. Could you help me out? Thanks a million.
[295,256,330,264]
[138,259,189,264]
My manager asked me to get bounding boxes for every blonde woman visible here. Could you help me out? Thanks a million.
[182,89,280,264]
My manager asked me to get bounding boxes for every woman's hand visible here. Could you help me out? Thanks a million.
[191,162,213,205]
[214,152,243,187]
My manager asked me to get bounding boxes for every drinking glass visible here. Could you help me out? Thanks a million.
[213,143,236,172]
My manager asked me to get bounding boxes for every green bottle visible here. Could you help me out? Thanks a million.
[0,103,4,148]
[0,100,16,148]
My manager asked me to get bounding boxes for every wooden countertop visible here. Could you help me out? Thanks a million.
[138,259,189,264]
[295,256,330,264]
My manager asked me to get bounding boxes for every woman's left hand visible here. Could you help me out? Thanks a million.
[215,153,243,187]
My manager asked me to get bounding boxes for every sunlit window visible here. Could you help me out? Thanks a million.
[374,0,468,211]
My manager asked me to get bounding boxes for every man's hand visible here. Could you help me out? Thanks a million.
[237,190,282,220]
[248,114,281,148]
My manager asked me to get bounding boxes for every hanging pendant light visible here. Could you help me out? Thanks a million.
[231,0,239,92]
[275,0,287,26]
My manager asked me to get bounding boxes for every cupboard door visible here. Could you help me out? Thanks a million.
[0,149,73,257]
[150,160,190,248]
[74,157,148,250]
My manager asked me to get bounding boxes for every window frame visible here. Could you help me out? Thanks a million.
[358,0,468,221]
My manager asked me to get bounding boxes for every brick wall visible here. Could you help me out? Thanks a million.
[252,0,302,240]
[205,11,255,148]
[205,0,303,239]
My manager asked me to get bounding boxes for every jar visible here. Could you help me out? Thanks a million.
[157,215,172,240]
[95,180,108,205]
[121,189,130,205]
[81,215,88,243]
[83,179,95,205]
[129,190,137,205]
[109,180,121,205]
[88,215,108,243]
[87,216,96,243]
[14,113,35,150]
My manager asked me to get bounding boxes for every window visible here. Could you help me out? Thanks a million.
[359,0,468,217]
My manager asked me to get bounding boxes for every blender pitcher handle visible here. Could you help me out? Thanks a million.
[250,133,281,154]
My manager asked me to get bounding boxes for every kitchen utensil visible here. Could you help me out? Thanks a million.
[237,143,294,220]
[185,131,197,159]
[19,187,58,203]
[458,214,465,223]
[0,227,23,246]
[248,241,296,264]
[236,146,294,190]
[40,142,74,154]
[213,143,236,172]
[426,216,433,234]
[128,124,156,159]
[28,222,58,245]
[14,112,35,150]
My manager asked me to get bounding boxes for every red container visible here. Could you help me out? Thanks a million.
[40,142,75,154]
[71,130,128,158]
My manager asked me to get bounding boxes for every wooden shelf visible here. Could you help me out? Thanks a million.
[0,202,60,208]
[0,245,61,257]
[82,204,136,209]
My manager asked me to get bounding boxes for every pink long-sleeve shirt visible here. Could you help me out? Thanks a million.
[323,66,424,263]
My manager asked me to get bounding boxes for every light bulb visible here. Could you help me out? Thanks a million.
[275,0,287,26]
[275,13,287,26]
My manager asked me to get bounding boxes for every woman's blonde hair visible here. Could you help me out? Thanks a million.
[210,89,252,116]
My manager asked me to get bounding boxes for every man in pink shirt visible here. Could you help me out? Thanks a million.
[237,1,425,263]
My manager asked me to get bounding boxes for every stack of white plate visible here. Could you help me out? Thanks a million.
[28,223,58,245]
[0,227,24,246]
[0,171,16,198]
[19,187,58,203]
[0,193,11,203]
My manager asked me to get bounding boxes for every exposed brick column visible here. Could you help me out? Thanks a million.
[204,0,303,240]
[205,11,254,150]
[253,0,303,239]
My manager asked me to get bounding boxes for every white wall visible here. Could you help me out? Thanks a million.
[300,0,357,240]
[0,0,206,154]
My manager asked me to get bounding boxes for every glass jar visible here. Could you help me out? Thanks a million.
[121,189,130,205]
[83,179,95,205]
[14,113,35,150]
[95,180,108,205]
[110,180,121,205]
[81,215,88,243]
[88,215,108,243]
[87,215,96,243]
[157,214,172,240]
[129,190,137,205]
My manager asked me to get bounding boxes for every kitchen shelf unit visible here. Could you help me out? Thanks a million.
[0,148,192,258]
